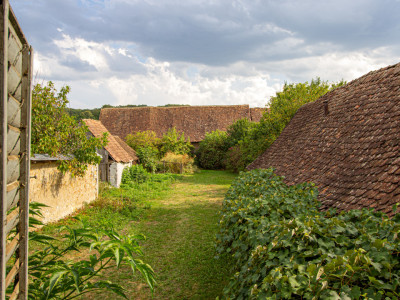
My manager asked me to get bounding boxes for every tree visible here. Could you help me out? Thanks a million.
[239,78,346,167]
[158,127,193,157]
[31,82,108,176]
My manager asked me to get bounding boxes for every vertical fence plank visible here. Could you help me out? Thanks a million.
[0,1,9,298]
[18,45,32,300]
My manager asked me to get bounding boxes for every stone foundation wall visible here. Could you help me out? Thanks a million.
[29,161,98,224]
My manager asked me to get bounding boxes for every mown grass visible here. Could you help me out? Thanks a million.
[30,170,237,299]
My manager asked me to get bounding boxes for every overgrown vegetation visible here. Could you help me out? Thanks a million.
[125,127,193,173]
[28,203,155,299]
[196,78,345,172]
[217,169,400,299]
[196,130,229,170]
[32,82,108,176]
[30,170,236,299]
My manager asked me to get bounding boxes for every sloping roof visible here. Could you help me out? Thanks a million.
[83,119,138,163]
[114,136,139,161]
[248,62,400,215]
[99,105,265,142]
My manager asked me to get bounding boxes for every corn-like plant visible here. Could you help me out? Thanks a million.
[28,203,155,299]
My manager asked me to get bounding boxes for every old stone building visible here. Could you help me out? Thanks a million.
[83,119,138,187]
[99,105,265,146]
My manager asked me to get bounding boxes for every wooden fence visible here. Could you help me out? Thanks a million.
[0,1,32,299]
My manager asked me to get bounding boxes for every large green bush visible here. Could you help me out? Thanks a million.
[158,127,193,157]
[217,169,400,299]
[196,130,229,170]
[240,79,345,165]
[125,130,160,152]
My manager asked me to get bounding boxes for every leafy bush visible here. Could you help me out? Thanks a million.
[224,144,247,173]
[136,147,159,173]
[28,203,155,299]
[32,82,108,176]
[158,127,193,157]
[226,118,256,148]
[217,169,400,299]
[240,78,345,164]
[196,130,229,170]
[125,130,160,152]
[160,152,196,174]
[121,164,149,184]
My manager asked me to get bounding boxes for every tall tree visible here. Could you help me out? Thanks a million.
[31,82,108,176]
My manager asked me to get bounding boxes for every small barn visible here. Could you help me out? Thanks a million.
[99,105,265,147]
[83,119,138,187]
[248,62,400,215]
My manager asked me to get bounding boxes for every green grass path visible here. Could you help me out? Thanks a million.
[104,170,237,299]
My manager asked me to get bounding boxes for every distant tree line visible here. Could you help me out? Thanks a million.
[67,104,190,121]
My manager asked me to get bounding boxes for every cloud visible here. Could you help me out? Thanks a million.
[11,0,400,109]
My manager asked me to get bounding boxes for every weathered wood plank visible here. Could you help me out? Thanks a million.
[0,1,10,298]
[6,182,19,211]
[7,27,22,71]
[18,44,32,300]
[8,94,21,127]
[5,208,19,237]
[5,258,19,289]
[7,124,20,156]
[7,156,20,184]
[7,63,21,97]
[5,232,18,263]
[8,281,19,300]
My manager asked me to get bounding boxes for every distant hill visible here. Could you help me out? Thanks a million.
[67,104,189,121]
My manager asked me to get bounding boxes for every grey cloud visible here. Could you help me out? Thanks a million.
[12,0,400,67]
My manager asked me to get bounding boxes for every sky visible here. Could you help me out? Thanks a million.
[11,0,400,109]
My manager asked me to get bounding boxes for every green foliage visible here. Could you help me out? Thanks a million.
[240,78,345,165]
[125,130,160,152]
[160,152,196,174]
[121,164,149,184]
[224,144,247,173]
[31,82,108,176]
[136,147,159,173]
[196,130,229,170]
[158,127,193,157]
[226,118,256,148]
[28,203,155,299]
[217,169,400,299]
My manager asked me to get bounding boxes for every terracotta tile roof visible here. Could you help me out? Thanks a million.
[248,62,400,215]
[99,105,265,142]
[82,119,138,163]
[114,136,138,161]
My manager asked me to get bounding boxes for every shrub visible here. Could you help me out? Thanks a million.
[226,118,256,148]
[160,152,196,174]
[217,169,400,299]
[158,127,193,157]
[121,164,149,184]
[27,203,155,299]
[196,130,229,170]
[136,147,159,173]
[125,130,160,151]
[224,144,247,173]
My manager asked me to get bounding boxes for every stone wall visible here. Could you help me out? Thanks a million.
[29,161,98,224]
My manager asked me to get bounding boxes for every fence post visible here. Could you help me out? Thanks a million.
[180,162,183,174]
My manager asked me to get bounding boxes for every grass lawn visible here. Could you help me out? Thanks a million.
[31,170,237,299]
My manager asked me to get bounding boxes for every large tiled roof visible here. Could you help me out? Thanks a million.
[83,119,138,163]
[248,62,400,215]
[99,105,266,142]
